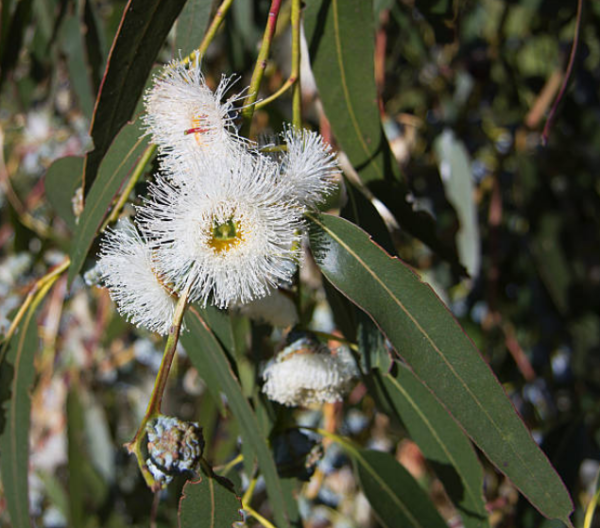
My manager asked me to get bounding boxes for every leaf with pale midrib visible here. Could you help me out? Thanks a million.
[308,213,573,524]
[178,477,242,528]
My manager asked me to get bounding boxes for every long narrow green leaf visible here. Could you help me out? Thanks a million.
[303,0,395,186]
[83,0,187,194]
[339,445,447,528]
[304,0,465,274]
[377,362,489,528]
[308,213,573,524]
[67,387,86,527]
[433,130,481,277]
[182,310,297,528]
[174,0,214,58]
[0,302,41,528]
[68,120,150,285]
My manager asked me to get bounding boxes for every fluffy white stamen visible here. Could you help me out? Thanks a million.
[137,153,303,308]
[280,126,341,209]
[262,337,358,407]
[143,58,250,167]
[97,219,177,335]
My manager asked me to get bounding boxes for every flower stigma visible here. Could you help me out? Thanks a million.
[185,115,209,145]
[209,217,243,254]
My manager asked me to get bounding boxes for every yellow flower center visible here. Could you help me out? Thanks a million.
[208,218,244,254]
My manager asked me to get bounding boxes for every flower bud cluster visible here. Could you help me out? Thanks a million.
[97,59,340,334]
[145,415,204,486]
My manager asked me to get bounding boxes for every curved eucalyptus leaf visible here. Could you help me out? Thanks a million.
[353,448,448,528]
[182,309,298,528]
[0,301,40,528]
[68,119,150,286]
[174,0,214,58]
[307,213,573,524]
[82,0,187,194]
[377,362,489,528]
[434,130,481,278]
[304,0,465,275]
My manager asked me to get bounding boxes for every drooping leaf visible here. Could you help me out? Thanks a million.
[67,386,86,528]
[434,129,481,278]
[0,301,40,528]
[82,0,187,194]
[174,0,214,58]
[62,15,95,117]
[304,0,465,275]
[182,309,297,528]
[376,362,489,528]
[304,0,397,187]
[178,477,241,528]
[68,119,151,285]
[308,213,573,524]
[44,156,84,231]
[351,448,448,528]
[81,0,106,95]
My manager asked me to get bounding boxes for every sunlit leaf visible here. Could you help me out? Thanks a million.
[308,213,573,524]
[434,129,481,278]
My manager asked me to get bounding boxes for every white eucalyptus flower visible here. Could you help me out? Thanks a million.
[143,58,249,163]
[138,153,303,309]
[280,126,340,209]
[97,219,177,335]
[262,337,358,407]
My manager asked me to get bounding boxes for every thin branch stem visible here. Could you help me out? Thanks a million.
[0,258,70,362]
[541,0,583,145]
[302,426,360,457]
[217,453,244,475]
[254,76,296,110]
[241,0,284,131]
[181,0,236,66]
[249,0,302,122]
[125,280,193,489]
[291,0,302,128]
[242,476,258,506]
[584,470,600,528]
[102,144,157,229]
[244,504,278,528]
